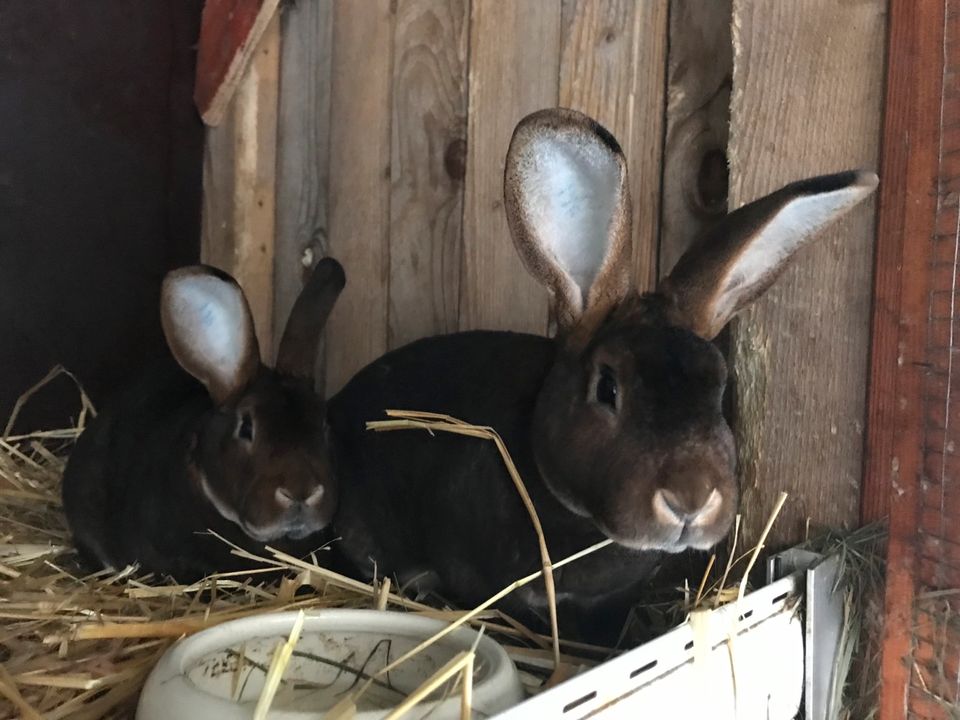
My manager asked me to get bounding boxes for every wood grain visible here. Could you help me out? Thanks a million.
[201,11,280,354]
[459,1,561,334]
[324,0,393,395]
[559,0,668,292]
[864,1,952,717]
[727,0,885,549]
[273,0,333,371]
[388,0,469,349]
[658,0,732,278]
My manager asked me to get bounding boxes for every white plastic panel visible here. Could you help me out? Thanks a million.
[495,574,803,719]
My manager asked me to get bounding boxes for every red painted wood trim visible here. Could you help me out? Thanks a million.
[193,0,280,126]
[861,0,950,718]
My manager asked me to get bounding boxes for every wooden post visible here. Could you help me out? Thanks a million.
[860,1,955,717]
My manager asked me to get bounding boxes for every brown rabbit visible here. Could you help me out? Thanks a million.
[326,108,878,636]
[61,258,345,581]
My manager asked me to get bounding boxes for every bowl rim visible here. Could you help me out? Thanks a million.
[138,608,523,719]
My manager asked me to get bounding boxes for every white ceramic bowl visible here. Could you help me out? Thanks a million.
[136,609,524,720]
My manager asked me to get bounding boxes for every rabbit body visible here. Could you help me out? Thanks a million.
[62,260,345,581]
[63,359,330,580]
[328,108,879,631]
[329,331,661,620]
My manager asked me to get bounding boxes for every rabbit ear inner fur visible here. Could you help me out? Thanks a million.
[275,257,346,382]
[504,108,632,333]
[161,266,261,405]
[660,170,879,340]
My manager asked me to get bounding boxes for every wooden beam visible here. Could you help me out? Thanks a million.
[201,10,280,356]
[727,0,885,549]
[194,0,281,126]
[559,0,668,292]
[459,1,561,335]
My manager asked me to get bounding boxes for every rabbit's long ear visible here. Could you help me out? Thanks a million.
[659,170,878,340]
[161,266,261,404]
[504,108,632,333]
[275,257,345,382]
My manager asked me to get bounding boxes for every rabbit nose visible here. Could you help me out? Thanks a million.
[653,488,721,527]
[303,485,325,507]
[275,485,325,509]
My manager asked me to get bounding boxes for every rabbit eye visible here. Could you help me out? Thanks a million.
[595,365,619,410]
[236,412,254,443]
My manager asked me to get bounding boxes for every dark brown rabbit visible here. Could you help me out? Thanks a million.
[327,108,877,635]
[61,258,345,581]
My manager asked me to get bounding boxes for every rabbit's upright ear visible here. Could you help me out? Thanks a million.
[504,108,632,334]
[161,266,261,404]
[275,257,346,382]
[660,170,879,340]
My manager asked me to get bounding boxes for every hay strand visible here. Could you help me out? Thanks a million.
[737,492,789,604]
[252,610,305,720]
[3,366,94,439]
[368,410,564,674]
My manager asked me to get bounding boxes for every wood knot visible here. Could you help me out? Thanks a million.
[695,148,729,215]
[444,138,467,181]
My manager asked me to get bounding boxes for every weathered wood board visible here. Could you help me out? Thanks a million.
[323,0,394,395]
[388,0,469,349]
[274,0,333,374]
[458,2,562,335]
[728,0,886,549]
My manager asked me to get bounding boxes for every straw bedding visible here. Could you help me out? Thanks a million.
[0,372,887,719]
[0,377,616,719]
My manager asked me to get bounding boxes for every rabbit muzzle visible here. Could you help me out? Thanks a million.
[241,467,335,542]
[580,430,737,554]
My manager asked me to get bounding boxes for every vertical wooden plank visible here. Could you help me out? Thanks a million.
[201,11,280,353]
[324,0,393,394]
[388,0,469,349]
[658,0,732,278]
[459,2,561,334]
[865,1,951,717]
[559,0,668,292]
[274,0,333,368]
[727,0,885,548]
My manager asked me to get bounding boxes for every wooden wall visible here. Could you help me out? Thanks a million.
[202,0,886,550]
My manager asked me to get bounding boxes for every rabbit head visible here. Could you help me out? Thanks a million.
[160,258,345,543]
[504,108,877,553]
